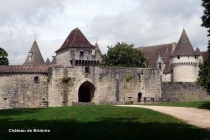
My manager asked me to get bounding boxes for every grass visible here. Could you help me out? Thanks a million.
[0,105,209,140]
[143,100,210,110]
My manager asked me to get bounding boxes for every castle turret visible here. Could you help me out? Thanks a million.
[55,28,101,67]
[23,41,45,65]
[171,29,197,82]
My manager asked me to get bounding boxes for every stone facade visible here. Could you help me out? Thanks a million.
[48,66,161,107]
[0,74,48,109]
[162,82,210,102]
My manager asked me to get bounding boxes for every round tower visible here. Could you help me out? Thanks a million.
[171,29,197,82]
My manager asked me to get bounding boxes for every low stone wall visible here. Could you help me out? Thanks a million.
[161,82,210,102]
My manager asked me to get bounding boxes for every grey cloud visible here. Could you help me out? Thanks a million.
[88,0,207,53]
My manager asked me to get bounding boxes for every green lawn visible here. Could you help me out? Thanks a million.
[143,100,210,110]
[0,105,209,140]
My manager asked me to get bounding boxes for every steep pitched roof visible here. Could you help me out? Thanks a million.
[51,56,56,64]
[195,47,201,55]
[23,41,45,65]
[56,28,95,53]
[138,43,174,73]
[45,58,51,65]
[171,29,195,56]
[0,65,48,73]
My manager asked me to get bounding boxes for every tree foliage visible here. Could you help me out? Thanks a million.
[100,42,148,67]
[197,0,210,94]
[0,47,9,65]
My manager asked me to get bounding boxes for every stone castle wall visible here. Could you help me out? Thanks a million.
[0,74,48,109]
[161,82,210,101]
[48,66,161,107]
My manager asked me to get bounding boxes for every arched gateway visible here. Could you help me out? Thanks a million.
[78,81,95,102]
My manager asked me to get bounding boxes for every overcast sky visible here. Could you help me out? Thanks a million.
[0,0,208,65]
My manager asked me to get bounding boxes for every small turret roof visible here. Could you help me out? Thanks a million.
[171,29,195,56]
[55,28,94,53]
[195,47,201,55]
[45,58,51,65]
[23,41,45,65]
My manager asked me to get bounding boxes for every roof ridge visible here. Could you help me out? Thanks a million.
[139,43,173,48]
[70,28,78,47]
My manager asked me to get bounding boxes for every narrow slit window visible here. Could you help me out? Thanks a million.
[34,76,39,83]
[80,50,84,55]
[85,66,90,73]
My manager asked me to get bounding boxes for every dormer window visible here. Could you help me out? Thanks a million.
[80,50,84,55]
[177,56,180,59]
[159,63,162,70]
[28,52,33,61]
[92,50,96,56]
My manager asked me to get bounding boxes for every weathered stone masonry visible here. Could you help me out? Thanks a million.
[0,74,48,109]
[47,66,161,107]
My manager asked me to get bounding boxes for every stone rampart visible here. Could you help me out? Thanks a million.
[0,74,48,109]
[161,82,210,101]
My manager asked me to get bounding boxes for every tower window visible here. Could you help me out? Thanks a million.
[159,63,162,70]
[195,56,197,59]
[85,66,90,73]
[177,56,180,59]
[80,50,84,55]
[34,76,39,83]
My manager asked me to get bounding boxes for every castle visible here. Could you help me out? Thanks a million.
[0,28,208,109]
[138,29,208,82]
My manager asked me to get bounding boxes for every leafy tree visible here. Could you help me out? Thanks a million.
[197,0,210,94]
[100,42,148,67]
[0,47,9,65]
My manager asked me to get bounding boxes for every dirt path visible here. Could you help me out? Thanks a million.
[116,105,210,131]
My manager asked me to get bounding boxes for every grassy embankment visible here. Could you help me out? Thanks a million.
[0,105,209,140]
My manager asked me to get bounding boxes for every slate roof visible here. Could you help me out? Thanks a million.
[171,29,195,56]
[23,41,45,65]
[0,65,48,73]
[195,47,201,55]
[56,28,95,53]
[138,43,174,73]
[201,51,209,60]
[51,56,56,64]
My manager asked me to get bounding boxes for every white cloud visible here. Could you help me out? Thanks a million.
[0,0,208,64]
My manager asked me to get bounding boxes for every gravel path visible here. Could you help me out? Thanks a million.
[116,105,210,131]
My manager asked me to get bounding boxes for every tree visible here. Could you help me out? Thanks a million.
[100,42,148,67]
[197,0,210,94]
[0,47,9,65]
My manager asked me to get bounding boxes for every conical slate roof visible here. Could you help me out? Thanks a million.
[195,47,201,55]
[45,58,51,65]
[23,41,45,65]
[55,28,94,53]
[171,29,195,56]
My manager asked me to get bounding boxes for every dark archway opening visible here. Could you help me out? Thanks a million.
[138,92,142,102]
[78,81,95,102]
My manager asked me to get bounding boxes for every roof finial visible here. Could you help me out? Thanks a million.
[34,34,36,41]
[96,38,97,43]
[183,24,185,30]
